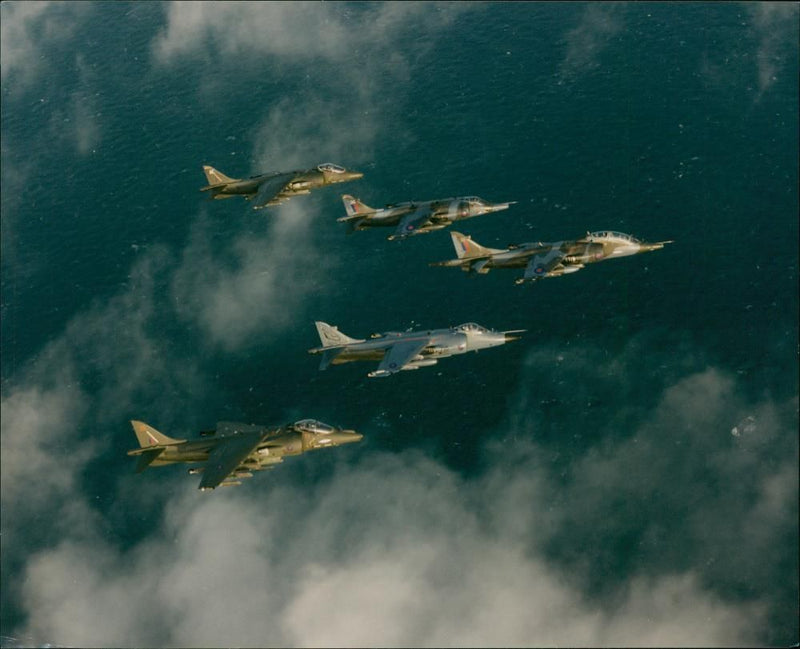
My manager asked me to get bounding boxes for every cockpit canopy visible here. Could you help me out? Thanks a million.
[317,163,346,174]
[588,231,641,243]
[294,419,335,434]
[454,322,490,334]
[462,196,486,206]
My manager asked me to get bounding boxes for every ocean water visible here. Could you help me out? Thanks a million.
[1,3,797,647]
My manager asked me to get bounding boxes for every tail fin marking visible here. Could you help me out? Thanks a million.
[450,231,494,259]
[341,195,376,218]
[202,165,236,187]
[131,420,185,448]
[314,322,363,348]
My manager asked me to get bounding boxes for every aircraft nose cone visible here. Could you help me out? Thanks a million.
[486,201,515,213]
[335,430,363,444]
[502,329,526,343]
[345,171,364,181]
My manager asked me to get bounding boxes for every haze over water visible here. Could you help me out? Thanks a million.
[1,3,797,647]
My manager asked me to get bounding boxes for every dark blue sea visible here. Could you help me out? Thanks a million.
[1,3,797,647]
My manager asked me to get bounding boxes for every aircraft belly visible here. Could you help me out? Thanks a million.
[179,452,212,463]
[230,180,263,194]
[333,350,386,363]
[494,256,528,269]
[371,214,403,226]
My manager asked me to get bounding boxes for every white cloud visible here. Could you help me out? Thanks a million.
[747,3,799,97]
[250,94,381,173]
[0,1,90,88]
[151,2,468,67]
[5,322,793,646]
[0,382,89,515]
[1,247,204,540]
[15,444,766,648]
[44,55,102,155]
[559,4,624,78]
[170,204,335,352]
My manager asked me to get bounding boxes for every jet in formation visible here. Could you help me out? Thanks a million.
[127,418,362,490]
[308,321,524,377]
[431,230,673,284]
[338,194,515,240]
[200,163,363,209]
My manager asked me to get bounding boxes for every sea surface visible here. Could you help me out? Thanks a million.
[1,3,797,647]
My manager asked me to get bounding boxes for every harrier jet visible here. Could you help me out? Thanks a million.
[431,230,673,284]
[201,163,363,209]
[127,418,362,490]
[308,321,524,378]
[338,194,515,240]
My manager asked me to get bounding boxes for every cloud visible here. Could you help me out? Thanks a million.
[151,2,468,67]
[1,246,205,542]
[44,54,102,155]
[489,342,798,639]
[159,4,481,352]
[0,1,90,89]
[169,204,335,352]
[2,5,796,646]
[9,336,794,646]
[15,442,766,648]
[559,3,624,78]
[747,3,799,97]
[151,2,474,170]
[250,94,382,172]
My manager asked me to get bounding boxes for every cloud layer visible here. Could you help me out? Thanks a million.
[15,440,769,648]
[4,317,794,646]
[2,3,797,647]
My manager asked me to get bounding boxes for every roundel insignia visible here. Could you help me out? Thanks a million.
[406,224,415,231]
[535,265,546,275]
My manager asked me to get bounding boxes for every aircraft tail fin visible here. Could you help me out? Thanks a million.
[338,195,377,222]
[201,165,237,190]
[450,231,495,259]
[131,420,185,448]
[315,321,362,348]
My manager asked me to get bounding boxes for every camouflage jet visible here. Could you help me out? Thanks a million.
[431,230,673,284]
[127,418,362,490]
[338,194,515,240]
[201,163,363,209]
[308,321,524,378]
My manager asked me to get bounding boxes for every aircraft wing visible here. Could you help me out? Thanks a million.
[370,339,429,377]
[523,249,566,280]
[252,172,298,209]
[198,432,264,490]
[391,207,434,238]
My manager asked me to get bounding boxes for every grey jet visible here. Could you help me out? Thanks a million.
[201,162,363,209]
[308,321,524,378]
[127,418,362,490]
[431,230,673,284]
[338,194,515,240]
